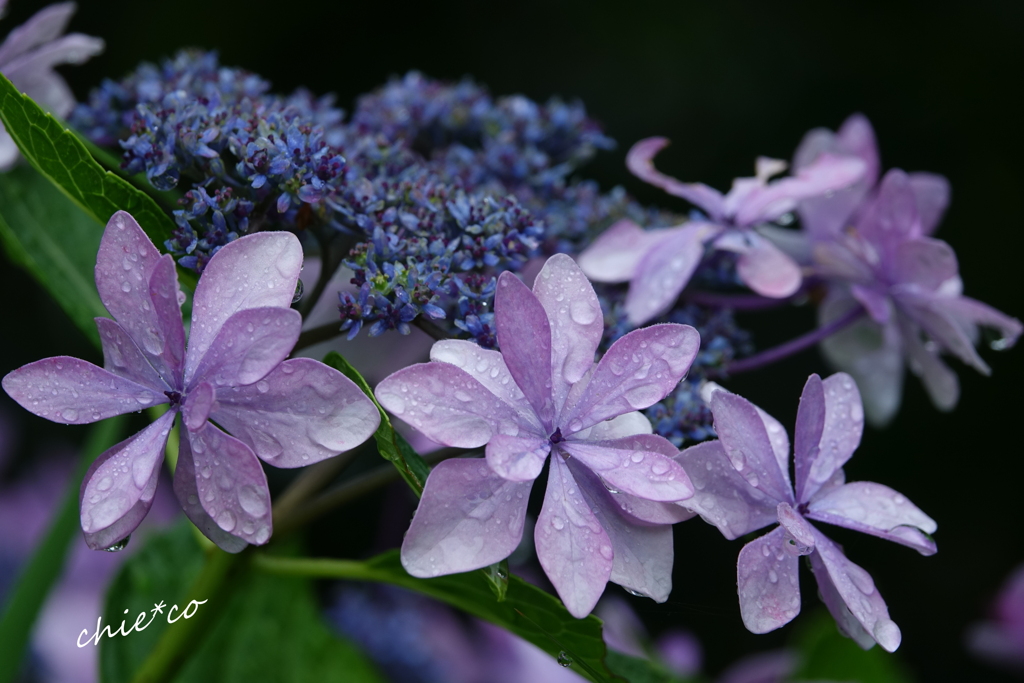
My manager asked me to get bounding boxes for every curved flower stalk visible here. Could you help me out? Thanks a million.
[375,254,701,617]
[578,138,865,324]
[678,373,936,652]
[2,211,380,552]
[0,1,103,169]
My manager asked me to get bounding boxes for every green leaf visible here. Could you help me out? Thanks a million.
[483,559,510,602]
[256,550,672,683]
[0,416,126,683]
[0,72,175,247]
[100,522,383,683]
[0,165,108,345]
[790,609,914,683]
[321,351,430,495]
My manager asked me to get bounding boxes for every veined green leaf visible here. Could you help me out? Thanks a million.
[0,72,175,247]
[100,522,383,683]
[0,165,107,345]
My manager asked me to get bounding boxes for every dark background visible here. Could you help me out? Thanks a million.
[1,0,1022,680]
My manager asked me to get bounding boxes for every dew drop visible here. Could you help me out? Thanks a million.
[551,517,565,531]
[62,408,78,422]
[768,569,779,584]
[256,380,270,393]
[216,510,237,532]
[121,281,132,293]
[200,466,212,479]
[96,476,113,492]
[557,652,573,668]
[651,459,669,475]
[238,485,268,516]
[104,535,130,552]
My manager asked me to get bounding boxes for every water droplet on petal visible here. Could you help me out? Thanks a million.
[551,517,565,531]
[238,485,268,517]
[292,279,304,303]
[768,569,779,584]
[121,281,132,293]
[96,476,113,492]
[104,535,130,552]
[216,510,237,532]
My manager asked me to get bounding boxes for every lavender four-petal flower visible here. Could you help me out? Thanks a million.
[794,117,1022,424]
[677,373,936,652]
[0,1,104,169]
[375,254,701,617]
[578,138,865,324]
[2,211,380,552]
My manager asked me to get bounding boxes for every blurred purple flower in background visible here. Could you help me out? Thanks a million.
[796,114,1022,425]
[376,254,700,617]
[578,138,865,324]
[0,1,103,169]
[967,563,1024,674]
[3,211,380,552]
[677,373,936,651]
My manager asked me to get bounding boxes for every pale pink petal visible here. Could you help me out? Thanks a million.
[908,172,950,235]
[187,307,301,388]
[675,440,778,540]
[375,362,532,448]
[713,230,802,298]
[626,137,725,219]
[581,411,653,440]
[836,114,881,185]
[708,391,793,504]
[0,2,76,64]
[896,292,990,374]
[855,169,920,250]
[939,296,1022,349]
[532,254,603,411]
[624,223,719,325]
[485,434,550,482]
[95,212,185,387]
[185,232,302,381]
[2,34,104,101]
[806,482,937,555]
[734,154,866,227]
[570,459,675,602]
[18,69,75,118]
[776,502,816,556]
[564,323,699,431]
[535,455,613,618]
[896,314,959,411]
[173,427,248,553]
[793,372,864,503]
[577,219,672,283]
[737,527,801,633]
[182,381,214,431]
[891,238,959,291]
[401,458,531,577]
[429,339,542,431]
[182,421,272,548]
[608,493,696,526]
[808,528,902,652]
[96,318,167,390]
[819,288,905,427]
[560,435,692,502]
[212,358,380,467]
[494,272,555,429]
[79,411,174,550]
[2,356,166,424]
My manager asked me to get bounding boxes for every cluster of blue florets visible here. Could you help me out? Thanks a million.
[72,53,645,346]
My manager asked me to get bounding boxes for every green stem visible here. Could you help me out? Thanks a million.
[129,548,246,683]
[0,416,126,683]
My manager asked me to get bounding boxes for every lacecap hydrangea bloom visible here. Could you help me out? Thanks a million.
[375,254,700,617]
[578,138,865,324]
[0,1,103,169]
[678,373,936,651]
[794,116,1022,424]
[2,212,380,551]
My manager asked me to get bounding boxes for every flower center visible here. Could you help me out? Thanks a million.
[549,428,563,444]
[164,391,182,408]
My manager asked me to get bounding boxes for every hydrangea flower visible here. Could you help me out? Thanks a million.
[0,0,103,169]
[807,174,1021,424]
[2,212,380,552]
[677,373,936,651]
[375,254,700,617]
[579,139,865,324]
